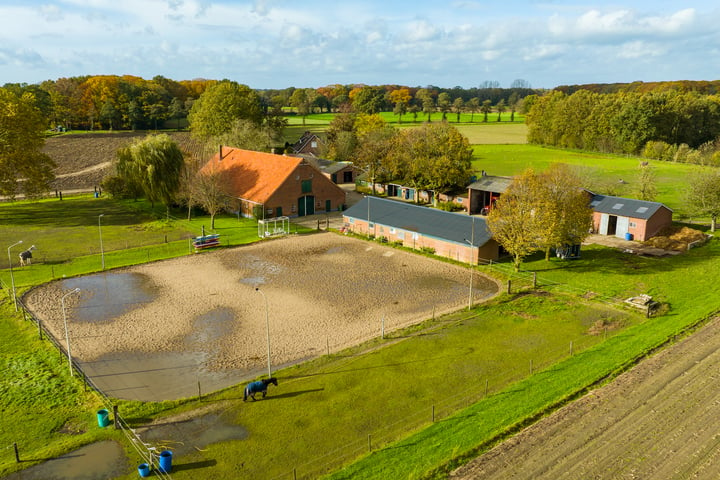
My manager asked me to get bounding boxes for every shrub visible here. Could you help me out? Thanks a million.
[437,201,463,212]
[419,246,436,255]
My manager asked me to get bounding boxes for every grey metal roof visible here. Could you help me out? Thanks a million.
[590,194,671,220]
[467,175,513,193]
[344,196,492,247]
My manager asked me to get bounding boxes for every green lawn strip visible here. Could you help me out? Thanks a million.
[326,305,710,480]
[114,293,637,479]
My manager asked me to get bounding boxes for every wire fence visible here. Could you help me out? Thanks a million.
[1,278,173,478]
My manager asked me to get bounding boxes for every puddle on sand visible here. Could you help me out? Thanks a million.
[3,440,128,480]
[140,412,249,456]
[79,350,244,402]
[186,307,235,345]
[62,272,157,322]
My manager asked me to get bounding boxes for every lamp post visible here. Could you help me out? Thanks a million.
[98,214,105,270]
[465,217,476,311]
[255,287,272,378]
[7,240,23,311]
[61,288,81,377]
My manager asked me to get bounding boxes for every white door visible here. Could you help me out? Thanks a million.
[616,216,629,238]
[599,214,609,235]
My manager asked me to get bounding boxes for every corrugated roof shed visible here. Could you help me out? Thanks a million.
[344,196,492,246]
[467,176,513,193]
[590,194,671,220]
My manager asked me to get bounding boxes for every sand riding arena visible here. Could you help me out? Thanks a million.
[24,233,499,400]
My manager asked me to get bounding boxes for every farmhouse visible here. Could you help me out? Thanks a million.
[343,196,501,263]
[290,131,323,156]
[201,147,346,218]
[590,194,673,241]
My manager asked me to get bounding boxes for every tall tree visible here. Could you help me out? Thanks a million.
[481,99,492,122]
[115,134,184,211]
[534,164,593,260]
[636,162,657,201]
[352,86,386,114]
[452,97,464,123]
[437,92,451,121]
[687,169,720,231]
[467,97,480,122]
[188,80,263,140]
[487,169,542,271]
[0,88,56,198]
[390,88,411,124]
[495,99,506,122]
[193,167,233,229]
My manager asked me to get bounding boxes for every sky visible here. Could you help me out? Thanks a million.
[1,0,719,90]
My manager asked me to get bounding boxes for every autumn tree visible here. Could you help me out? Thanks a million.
[193,167,234,229]
[352,86,386,114]
[188,80,262,140]
[0,88,56,198]
[390,88,411,124]
[687,169,720,232]
[437,92,451,121]
[534,164,593,260]
[467,97,480,122]
[212,119,278,152]
[496,99,506,122]
[487,169,543,271]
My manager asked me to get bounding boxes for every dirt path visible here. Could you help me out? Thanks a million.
[449,316,720,479]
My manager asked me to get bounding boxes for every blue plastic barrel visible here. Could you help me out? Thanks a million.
[96,409,110,428]
[159,450,173,473]
[138,463,151,477]
[624,232,633,241]
[94,191,99,198]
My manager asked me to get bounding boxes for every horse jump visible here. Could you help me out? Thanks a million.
[19,245,36,266]
[243,377,278,401]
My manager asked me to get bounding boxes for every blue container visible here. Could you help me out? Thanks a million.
[159,450,173,473]
[94,191,99,198]
[96,409,110,428]
[138,463,150,477]
[624,232,633,241]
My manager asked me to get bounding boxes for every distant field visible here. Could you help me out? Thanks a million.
[473,144,706,217]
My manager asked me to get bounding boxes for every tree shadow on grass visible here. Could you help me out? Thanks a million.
[171,459,217,472]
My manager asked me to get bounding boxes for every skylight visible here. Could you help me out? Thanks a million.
[636,206,649,214]
[612,203,624,210]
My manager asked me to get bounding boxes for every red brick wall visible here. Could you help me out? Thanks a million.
[343,217,500,262]
[263,163,346,217]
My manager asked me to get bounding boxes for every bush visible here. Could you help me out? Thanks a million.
[419,246,435,255]
[437,201,464,212]
[101,175,142,199]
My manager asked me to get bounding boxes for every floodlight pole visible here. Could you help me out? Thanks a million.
[255,287,272,378]
[61,288,81,377]
[7,240,23,311]
[98,214,105,270]
[465,217,476,311]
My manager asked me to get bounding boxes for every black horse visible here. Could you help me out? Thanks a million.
[243,377,278,401]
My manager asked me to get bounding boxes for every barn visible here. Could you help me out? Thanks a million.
[343,196,501,263]
[200,147,346,219]
[590,194,673,241]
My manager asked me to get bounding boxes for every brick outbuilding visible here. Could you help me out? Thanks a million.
[590,194,673,241]
[201,147,346,219]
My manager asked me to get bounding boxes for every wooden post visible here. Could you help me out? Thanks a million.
[368,434,372,452]
[570,341,574,356]
[113,405,119,429]
[507,280,511,294]
[485,379,488,397]
[381,316,385,339]
[530,359,533,375]
[293,468,297,480]
[432,405,435,423]
[646,304,652,318]
[13,442,19,462]
[326,337,330,356]
[198,381,202,399]
[533,272,537,288]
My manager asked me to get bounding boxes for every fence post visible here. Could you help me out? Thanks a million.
[530,359,533,375]
[485,379,488,397]
[507,280,511,294]
[381,316,385,339]
[432,405,435,423]
[368,434,372,452]
[533,272,537,288]
[13,442,19,462]
[293,468,297,480]
[326,337,330,356]
[570,341,574,356]
[113,405,119,430]
[198,380,202,399]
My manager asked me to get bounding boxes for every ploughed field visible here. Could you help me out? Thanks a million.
[450,316,720,479]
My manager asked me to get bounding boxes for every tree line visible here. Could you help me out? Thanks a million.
[526,89,720,164]
[3,75,537,132]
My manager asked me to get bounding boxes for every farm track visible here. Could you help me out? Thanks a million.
[449,316,720,479]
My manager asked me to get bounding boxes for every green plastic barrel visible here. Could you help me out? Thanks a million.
[96,409,110,428]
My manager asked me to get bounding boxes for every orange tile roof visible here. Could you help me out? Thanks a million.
[200,147,304,204]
